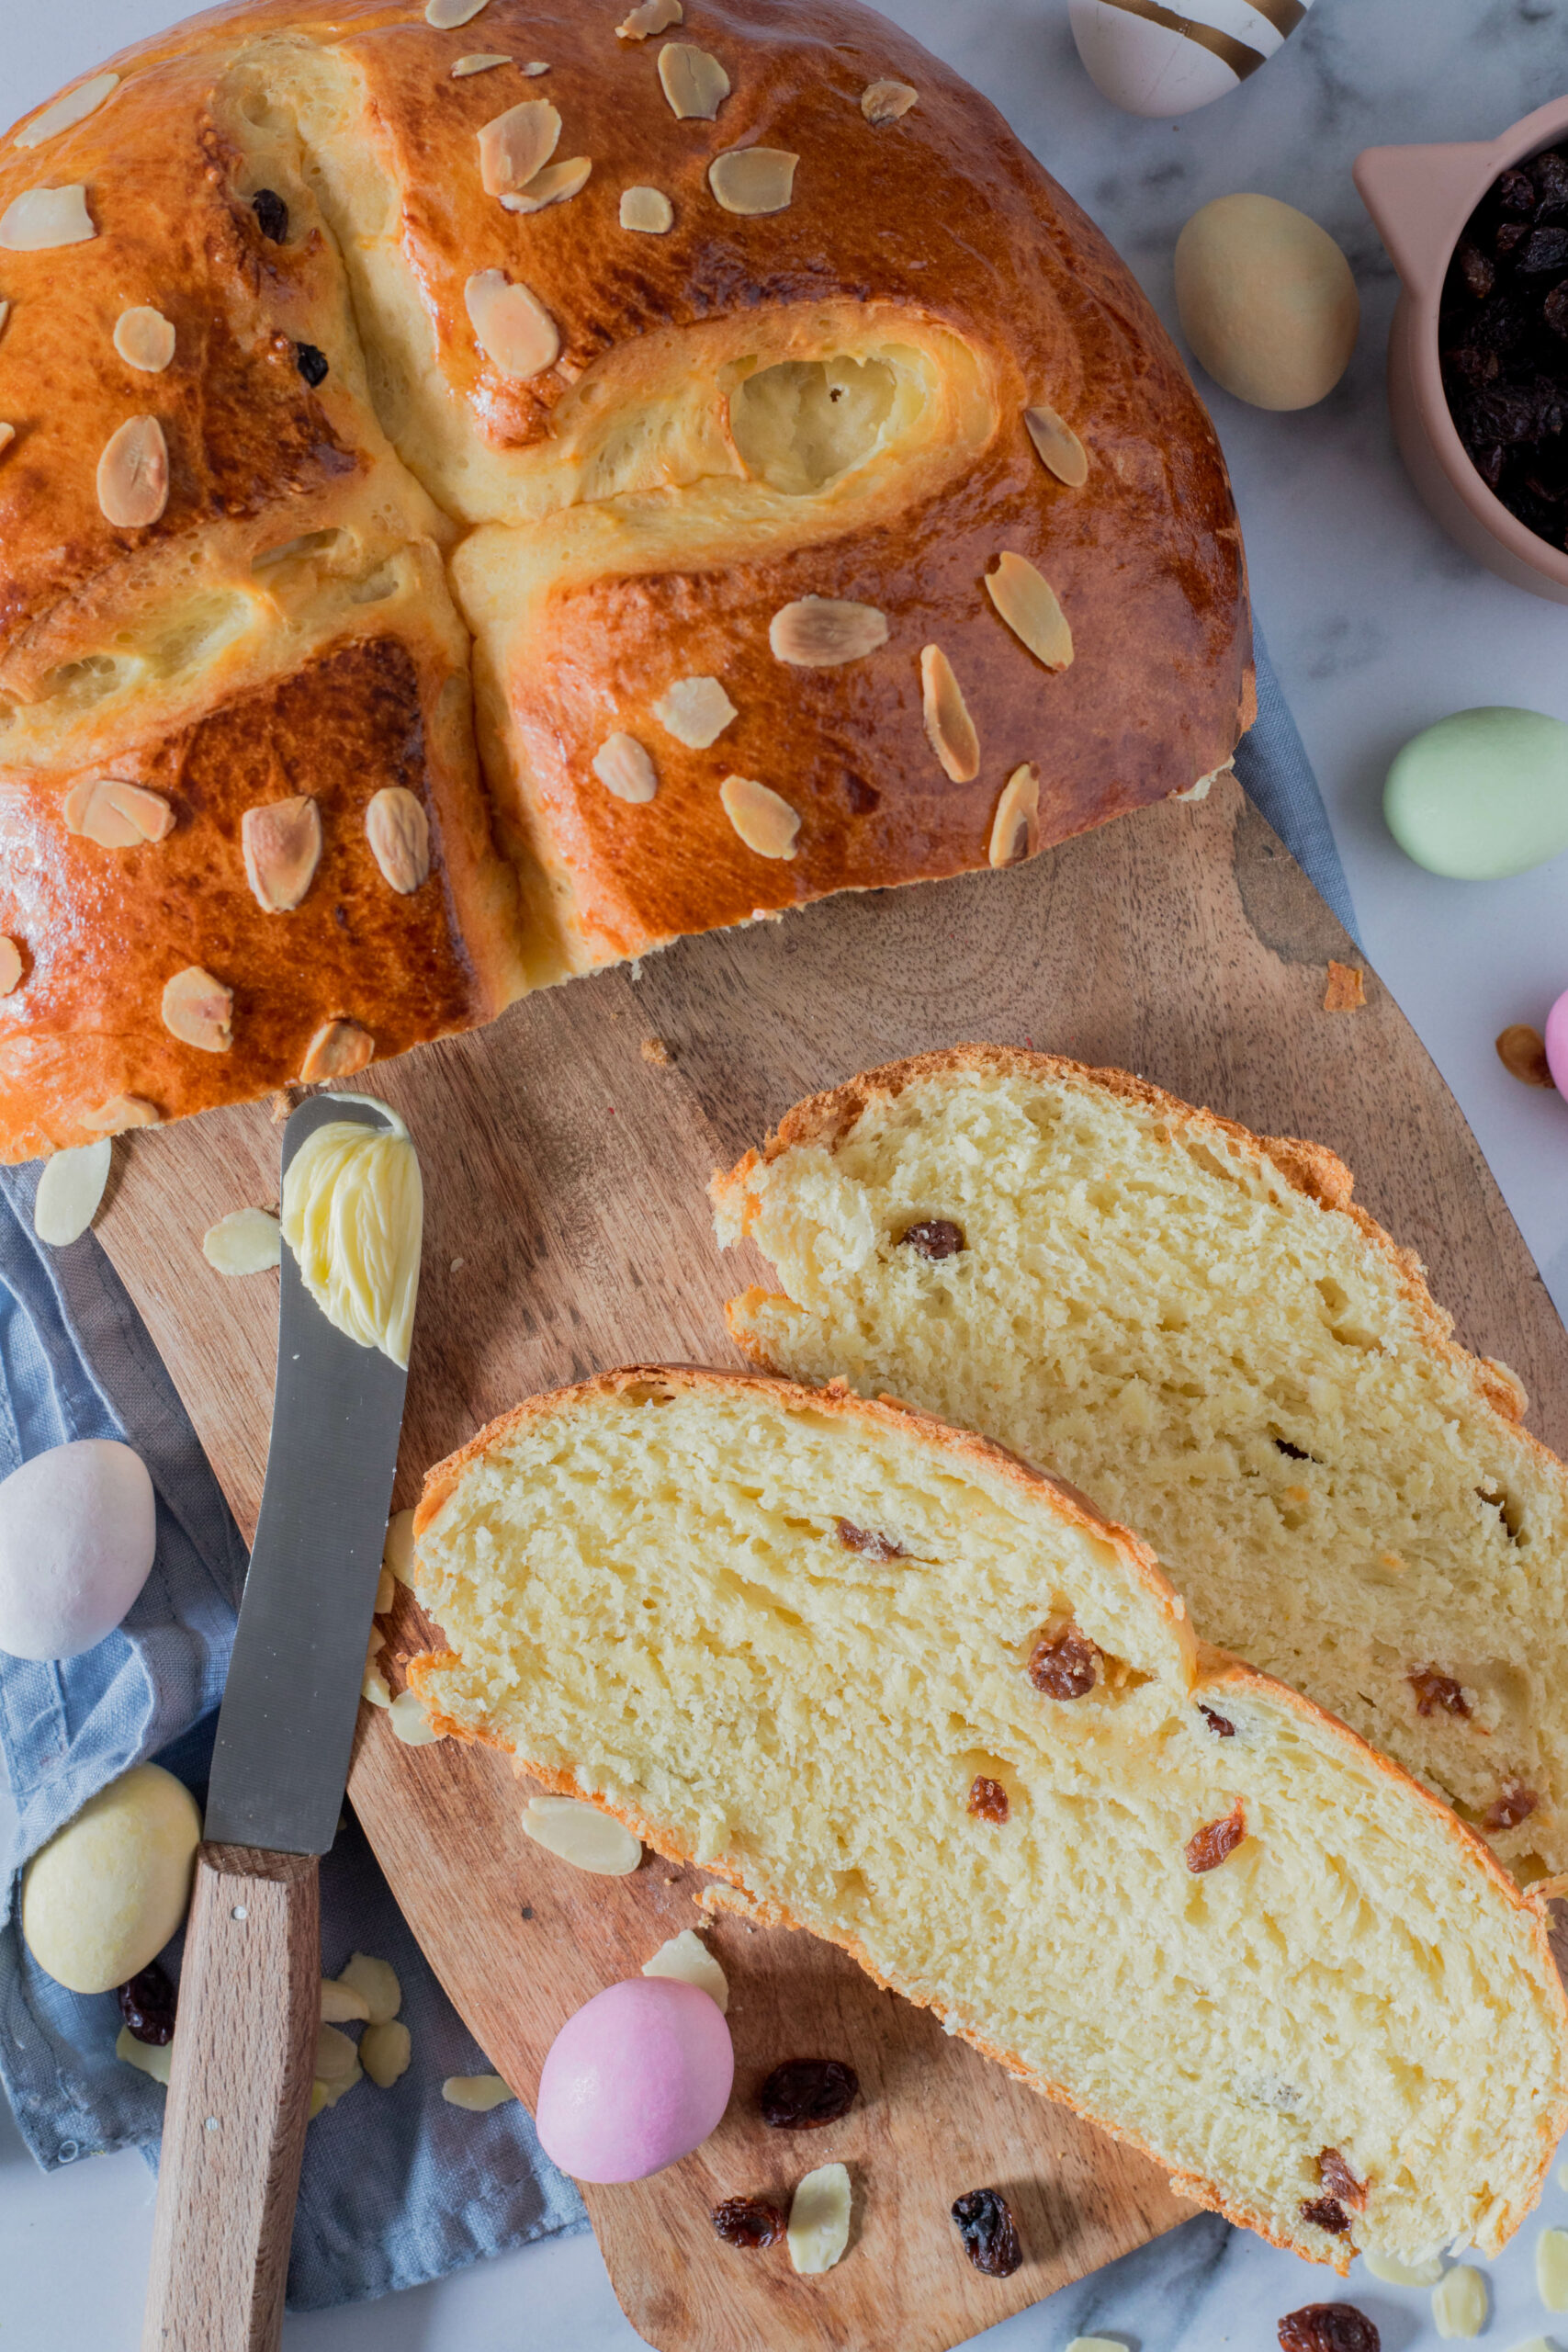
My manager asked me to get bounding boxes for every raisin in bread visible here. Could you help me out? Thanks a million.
[406,1365,1568,2269]
[714,1046,1568,1881]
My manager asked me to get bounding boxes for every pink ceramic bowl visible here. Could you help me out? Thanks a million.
[1355,100,1568,605]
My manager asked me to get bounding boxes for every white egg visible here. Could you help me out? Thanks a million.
[1069,0,1315,120]
[0,1439,156,1661]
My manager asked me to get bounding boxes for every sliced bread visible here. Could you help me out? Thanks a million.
[716,1047,1568,1881]
[407,1365,1568,2268]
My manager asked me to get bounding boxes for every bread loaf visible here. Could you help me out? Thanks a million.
[0,0,1250,1160]
[715,1046,1568,1879]
[406,1365,1568,2268]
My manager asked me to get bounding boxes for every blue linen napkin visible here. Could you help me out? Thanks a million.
[0,627,1354,2312]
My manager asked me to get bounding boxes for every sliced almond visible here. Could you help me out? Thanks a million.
[861,78,918,125]
[34,1140,112,1248]
[63,776,175,849]
[361,2019,412,2087]
[524,62,550,75]
[363,1665,391,1707]
[242,796,321,912]
[375,1564,395,1612]
[452,52,511,74]
[708,148,797,216]
[389,1688,445,1746]
[15,72,120,150]
[0,185,96,250]
[96,416,169,530]
[642,1928,729,2013]
[618,0,682,35]
[659,43,730,120]
[592,732,658,804]
[299,1018,374,1084]
[0,937,22,995]
[202,1207,283,1276]
[162,967,233,1055]
[385,1508,417,1585]
[310,2064,361,2117]
[366,786,431,893]
[442,2074,515,2110]
[721,774,800,860]
[788,2163,852,2275]
[81,1094,159,1135]
[502,157,591,214]
[321,1978,371,2024]
[316,2023,360,2087]
[425,0,489,25]
[339,1951,402,2027]
[464,269,560,380]
[116,2023,174,2086]
[652,675,736,749]
[919,645,979,782]
[113,306,176,374]
[986,552,1074,672]
[523,1794,643,1875]
[1360,2251,1445,2289]
[989,763,1040,868]
[1024,401,1089,489]
[477,99,559,198]
[620,185,673,234]
[769,596,888,668]
[0,423,14,460]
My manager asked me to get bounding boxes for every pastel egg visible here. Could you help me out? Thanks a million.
[536,1975,734,2183]
[21,1762,201,1995]
[0,1438,156,1661]
[1384,707,1568,881]
[1069,0,1315,120]
[1544,992,1568,1095]
[1175,196,1359,411]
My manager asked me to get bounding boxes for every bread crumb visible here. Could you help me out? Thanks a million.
[641,1036,673,1068]
[1324,961,1365,1012]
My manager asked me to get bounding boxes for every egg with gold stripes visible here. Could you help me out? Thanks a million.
[1069,0,1314,119]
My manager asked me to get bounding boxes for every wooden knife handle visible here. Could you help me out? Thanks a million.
[141,1844,320,2352]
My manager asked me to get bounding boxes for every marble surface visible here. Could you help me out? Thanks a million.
[8,0,1568,2346]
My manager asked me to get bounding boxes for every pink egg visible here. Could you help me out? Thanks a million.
[536,1975,734,2184]
[1546,990,1568,1096]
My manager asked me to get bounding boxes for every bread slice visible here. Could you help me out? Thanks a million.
[716,1047,1568,1883]
[408,1365,1568,2269]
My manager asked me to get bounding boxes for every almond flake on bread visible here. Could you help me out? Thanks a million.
[406,1365,1568,2271]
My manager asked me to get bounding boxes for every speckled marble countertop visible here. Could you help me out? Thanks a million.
[7,2,1568,2346]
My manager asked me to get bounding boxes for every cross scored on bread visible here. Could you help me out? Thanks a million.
[0,0,1250,1162]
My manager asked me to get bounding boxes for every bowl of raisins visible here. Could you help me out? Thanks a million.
[1356,98,1568,604]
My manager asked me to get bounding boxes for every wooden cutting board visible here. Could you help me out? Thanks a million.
[95,770,1568,2351]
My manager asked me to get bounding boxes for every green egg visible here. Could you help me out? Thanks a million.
[1384,707,1568,881]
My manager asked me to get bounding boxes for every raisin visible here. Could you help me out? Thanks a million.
[1496,220,1530,256]
[759,2058,859,2130]
[951,2188,1022,2278]
[1273,1437,1313,1461]
[1027,1626,1099,1700]
[1546,281,1568,338]
[900,1218,964,1260]
[251,187,289,243]
[1185,1801,1246,1874]
[712,2196,785,2248]
[117,1962,176,2046]
[295,342,329,387]
[967,1775,1010,1823]
[1278,2304,1379,2352]
[1456,241,1495,300]
[1483,1783,1539,1832]
[1199,1704,1236,1737]
[1300,2196,1350,2235]
[836,1519,905,1561]
[1408,1667,1471,1719]
[1517,227,1568,275]
[1317,2147,1367,2210]
[1533,152,1568,214]
[1498,167,1538,216]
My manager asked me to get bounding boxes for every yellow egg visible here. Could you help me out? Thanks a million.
[1175,194,1359,412]
[21,1762,200,1995]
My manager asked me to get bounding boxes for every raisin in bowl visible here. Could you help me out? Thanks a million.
[1357,98,1568,605]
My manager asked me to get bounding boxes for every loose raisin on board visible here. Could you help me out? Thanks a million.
[899,1218,964,1261]
[1199,1705,1236,1738]
[1278,2304,1379,2352]
[951,2188,1023,2278]
[251,188,289,243]
[759,2058,860,2130]
[1027,1626,1099,1701]
[117,1962,176,2046]
[967,1776,1010,1823]
[836,1519,906,1561]
[1483,1783,1540,1832]
[711,2197,785,2249]
[295,341,329,387]
[1408,1667,1471,1719]
[1300,2196,1350,2235]
[1317,2148,1367,2210]
[1185,1802,1246,1874]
